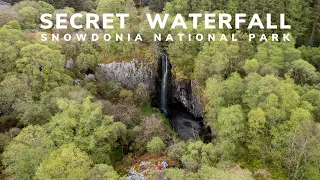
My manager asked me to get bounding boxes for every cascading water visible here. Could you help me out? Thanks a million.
[160,54,169,116]
[157,53,204,141]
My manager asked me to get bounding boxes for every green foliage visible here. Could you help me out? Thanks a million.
[0,42,18,79]
[204,73,244,127]
[98,29,135,59]
[134,83,150,105]
[169,141,217,171]
[4,20,22,30]
[270,108,320,179]
[18,7,39,29]
[119,89,134,103]
[164,168,185,180]
[247,108,267,158]
[2,126,54,180]
[0,1,319,179]
[76,53,98,72]
[302,89,320,121]
[244,59,260,74]
[16,43,72,93]
[96,80,122,100]
[198,165,254,180]
[0,6,21,28]
[194,36,241,83]
[298,46,320,70]
[288,59,319,85]
[166,20,201,79]
[216,105,246,159]
[255,40,301,75]
[96,0,136,14]
[0,25,24,44]
[14,85,89,125]
[146,136,166,152]
[88,164,124,180]
[132,115,166,152]
[163,0,189,17]
[0,74,32,114]
[46,95,127,164]
[34,143,92,180]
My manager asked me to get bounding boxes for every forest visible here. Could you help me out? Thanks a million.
[0,0,319,179]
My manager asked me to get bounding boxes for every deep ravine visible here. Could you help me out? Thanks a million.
[159,53,204,141]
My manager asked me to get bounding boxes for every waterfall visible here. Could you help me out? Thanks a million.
[160,54,169,116]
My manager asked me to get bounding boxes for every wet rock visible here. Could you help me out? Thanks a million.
[172,79,204,118]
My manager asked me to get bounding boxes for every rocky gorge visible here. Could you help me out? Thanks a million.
[97,56,205,140]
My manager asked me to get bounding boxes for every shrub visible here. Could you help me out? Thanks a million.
[146,137,166,152]
[119,89,134,103]
[96,81,122,100]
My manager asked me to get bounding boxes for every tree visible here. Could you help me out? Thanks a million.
[168,141,217,172]
[167,20,201,79]
[298,46,320,70]
[247,108,268,162]
[271,108,320,179]
[0,6,21,28]
[204,73,244,128]
[309,0,320,46]
[194,36,241,84]
[34,144,92,180]
[287,59,319,85]
[13,1,54,14]
[98,20,135,60]
[88,164,124,180]
[222,73,244,106]
[164,168,185,180]
[216,105,246,159]
[146,136,166,152]
[133,115,166,152]
[0,74,32,114]
[163,0,189,18]
[46,96,127,164]
[2,126,54,180]
[16,44,72,93]
[285,0,311,37]
[0,42,19,80]
[204,76,224,127]
[76,53,98,72]
[134,83,150,104]
[14,85,89,125]
[197,165,254,180]
[255,40,301,75]
[0,26,25,49]
[148,0,166,13]
[244,59,260,74]
[242,74,301,125]
[96,0,137,15]
[302,89,320,122]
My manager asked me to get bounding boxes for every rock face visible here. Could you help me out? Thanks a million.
[172,79,204,118]
[98,59,157,92]
[0,1,11,7]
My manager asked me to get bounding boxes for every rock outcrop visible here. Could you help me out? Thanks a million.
[172,79,204,118]
[98,59,157,93]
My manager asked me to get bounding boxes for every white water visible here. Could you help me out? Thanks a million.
[160,54,169,115]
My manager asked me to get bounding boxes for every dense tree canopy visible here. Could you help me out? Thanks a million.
[0,0,319,179]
